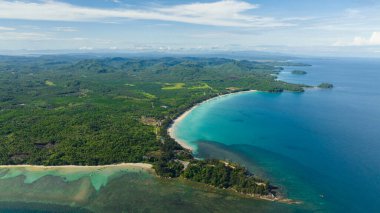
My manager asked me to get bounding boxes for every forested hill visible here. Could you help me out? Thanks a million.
[0,56,307,167]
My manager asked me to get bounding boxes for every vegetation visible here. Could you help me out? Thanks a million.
[183,159,271,195]
[318,83,334,89]
[292,70,307,75]
[0,55,310,195]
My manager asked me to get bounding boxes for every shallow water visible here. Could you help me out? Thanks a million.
[173,58,380,212]
[0,166,301,212]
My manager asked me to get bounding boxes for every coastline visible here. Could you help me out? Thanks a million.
[0,89,302,205]
[0,163,153,171]
[167,90,257,152]
[166,89,304,205]
[1,89,257,173]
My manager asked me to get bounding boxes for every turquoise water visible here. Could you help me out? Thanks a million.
[0,167,297,212]
[173,58,380,212]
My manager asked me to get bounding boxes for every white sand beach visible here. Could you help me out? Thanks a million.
[0,163,153,171]
[168,90,257,152]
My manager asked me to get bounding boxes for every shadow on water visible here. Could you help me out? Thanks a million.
[196,140,338,213]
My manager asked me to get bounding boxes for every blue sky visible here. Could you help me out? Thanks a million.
[0,0,379,56]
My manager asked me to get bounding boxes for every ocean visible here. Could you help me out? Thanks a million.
[173,57,380,212]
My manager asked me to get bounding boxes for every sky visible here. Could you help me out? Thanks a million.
[0,0,379,56]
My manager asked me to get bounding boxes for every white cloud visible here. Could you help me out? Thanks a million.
[106,0,121,3]
[352,32,380,46]
[352,37,368,46]
[0,26,15,31]
[0,0,292,28]
[370,33,380,45]
[157,1,258,17]
[334,32,380,46]
[0,32,50,40]
[71,37,88,41]
[54,27,78,32]
[20,25,40,30]
[79,46,94,50]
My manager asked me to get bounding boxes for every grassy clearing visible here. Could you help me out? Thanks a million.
[162,83,185,90]
[45,80,56,86]
[189,83,213,90]
[141,92,157,99]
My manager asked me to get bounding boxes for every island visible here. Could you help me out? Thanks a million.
[0,56,309,200]
[318,83,334,89]
[292,70,307,75]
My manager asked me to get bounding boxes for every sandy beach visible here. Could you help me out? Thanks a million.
[0,163,153,171]
[168,90,257,152]
[167,108,197,151]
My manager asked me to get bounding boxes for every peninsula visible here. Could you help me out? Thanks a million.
[318,83,334,89]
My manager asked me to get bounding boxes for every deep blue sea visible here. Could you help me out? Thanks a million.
[173,58,380,212]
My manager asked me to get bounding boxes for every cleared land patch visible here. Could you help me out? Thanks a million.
[162,83,185,90]
[45,80,56,86]
[189,83,213,90]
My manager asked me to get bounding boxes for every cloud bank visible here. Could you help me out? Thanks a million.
[335,32,380,46]
[0,0,292,27]
[0,26,15,31]
[352,32,380,46]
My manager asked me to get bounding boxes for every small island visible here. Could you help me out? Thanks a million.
[292,70,307,75]
[318,83,334,89]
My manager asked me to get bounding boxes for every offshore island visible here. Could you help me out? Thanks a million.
[0,56,322,208]
[291,70,307,75]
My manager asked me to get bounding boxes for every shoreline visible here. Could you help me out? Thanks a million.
[1,89,256,172]
[0,163,153,171]
[166,89,303,205]
[167,90,257,152]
